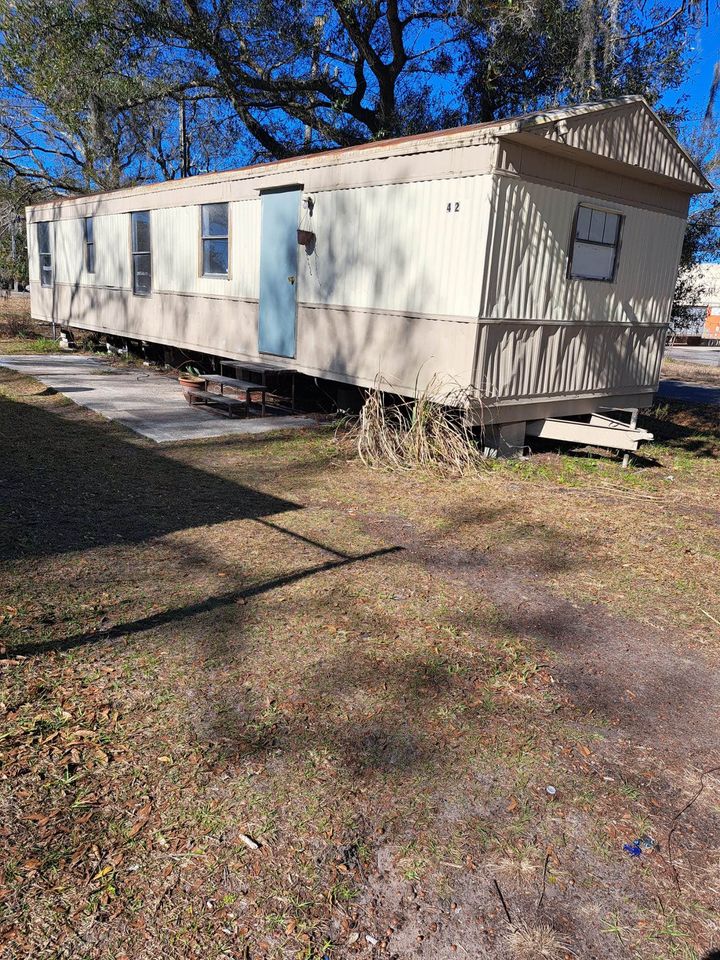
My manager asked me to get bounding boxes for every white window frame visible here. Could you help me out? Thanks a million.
[568,203,624,283]
[130,211,152,297]
[200,203,230,278]
[84,217,95,274]
[37,221,52,288]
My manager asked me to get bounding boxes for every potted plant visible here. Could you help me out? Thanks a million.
[178,365,207,391]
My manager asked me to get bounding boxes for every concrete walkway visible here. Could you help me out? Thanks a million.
[0,354,317,442]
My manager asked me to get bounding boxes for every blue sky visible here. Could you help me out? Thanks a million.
[667,17,719,124]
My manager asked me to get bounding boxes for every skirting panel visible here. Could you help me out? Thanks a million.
[473,319,665,406]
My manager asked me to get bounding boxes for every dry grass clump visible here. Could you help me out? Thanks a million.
[491,849,542,887]
[0,312,32,338]
[341,375,489,475]
[0,296,32,334]
[504,920,572,959]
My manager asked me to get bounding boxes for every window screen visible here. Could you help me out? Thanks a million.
[201,203,229,276]
[85,217,95,273]
[37,221,52,288]
[569,205,622,281]
[131,211,151,296]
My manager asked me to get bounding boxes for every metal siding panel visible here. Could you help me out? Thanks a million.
[27,215,39,284]
[299,176,491,318]
[476,160,685,402]
[538,102,699,186]
[53,218,83,286]
[142,201,260,298]
[94,214,131,290]
[296,304,478,394]
[477,319,666,403]
[36,213,133,292]
[483,177,685,327]
[26,141,496,221]
[29,282,259,357]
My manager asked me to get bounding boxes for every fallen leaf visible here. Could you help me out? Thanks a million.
[127,803,152,838]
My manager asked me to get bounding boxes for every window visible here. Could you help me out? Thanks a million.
[201,203,229,276]
[131,211,151,296]
[568,205,623,281]
[37,221,52,288]
[84,217,95,273]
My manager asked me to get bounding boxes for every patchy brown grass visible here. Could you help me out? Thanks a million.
[0,297,60,354]
[1,361,719,960]
[662,357,720,387]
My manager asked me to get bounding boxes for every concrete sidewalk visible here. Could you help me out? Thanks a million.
[0,354,317,442]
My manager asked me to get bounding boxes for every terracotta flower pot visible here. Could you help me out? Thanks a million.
[179,374,206,391]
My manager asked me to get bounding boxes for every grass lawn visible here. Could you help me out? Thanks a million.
[0,298,61,355]
[1,346,719,960]
[663,358,720,387]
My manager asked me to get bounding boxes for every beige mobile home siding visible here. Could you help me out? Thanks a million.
[293,175,492,393]
[471,170,686,410]
[53,214,132,290]
[32,203,261,299]
[532,100,705,189]
[299,176,490,317]
[28,173,494,396]
[26,215,39,285]
[479,175,686,323]
[152,202,260,299]
[31,283,259,359]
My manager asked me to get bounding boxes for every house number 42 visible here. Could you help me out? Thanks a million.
[446,202,460,212]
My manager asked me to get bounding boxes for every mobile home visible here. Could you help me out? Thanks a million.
[27,96,712,447]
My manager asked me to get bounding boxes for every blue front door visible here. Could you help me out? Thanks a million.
[258,188,301,358]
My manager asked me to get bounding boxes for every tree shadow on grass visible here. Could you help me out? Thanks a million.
[0,394,301,563]
[9,543,402,656]
[642,401,720,458]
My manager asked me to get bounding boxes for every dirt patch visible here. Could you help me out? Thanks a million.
[2,365,720,960]
[364,507,720,767]
[360,512,720,958]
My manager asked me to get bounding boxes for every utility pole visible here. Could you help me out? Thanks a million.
[179,99,190,177]
[304,16,326,149]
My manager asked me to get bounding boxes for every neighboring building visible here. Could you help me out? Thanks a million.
[672,262,720,341]
[26,96,711,447]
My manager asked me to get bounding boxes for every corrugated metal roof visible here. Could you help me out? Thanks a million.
[29,96,712,210]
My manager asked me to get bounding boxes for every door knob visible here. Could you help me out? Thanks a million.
[288,275,296,285]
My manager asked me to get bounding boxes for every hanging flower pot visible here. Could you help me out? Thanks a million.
[297,229,315,246]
